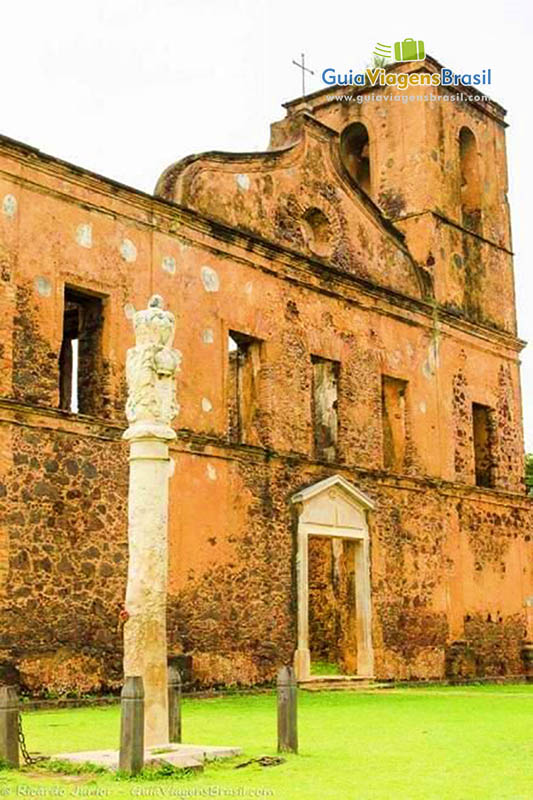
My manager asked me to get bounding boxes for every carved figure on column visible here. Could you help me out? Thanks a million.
[124,294,181,438]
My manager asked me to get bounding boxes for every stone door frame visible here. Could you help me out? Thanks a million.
[291,475,375,681]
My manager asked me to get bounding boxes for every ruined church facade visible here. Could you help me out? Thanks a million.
[0,56,532,693]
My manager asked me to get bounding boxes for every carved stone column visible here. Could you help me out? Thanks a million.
[123,295,181,747]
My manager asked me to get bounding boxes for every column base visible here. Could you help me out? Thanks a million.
[356,648,374,678]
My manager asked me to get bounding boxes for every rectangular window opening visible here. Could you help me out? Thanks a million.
[59,287,105,415]
[228,330,262,445]
[382,376,408,471]
[472,403,494,487]
[311,356,339,462]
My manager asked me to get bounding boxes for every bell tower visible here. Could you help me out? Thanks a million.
[280,56,515,335]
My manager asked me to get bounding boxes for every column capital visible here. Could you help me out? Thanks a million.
[123,421,177,443]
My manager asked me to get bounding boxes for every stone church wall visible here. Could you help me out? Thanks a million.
[0,87,530,694]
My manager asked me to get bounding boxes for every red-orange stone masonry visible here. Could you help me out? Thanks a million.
[0,56,531,693]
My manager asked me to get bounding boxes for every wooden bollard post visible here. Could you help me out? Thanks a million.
[277,666,298,754]
[119,676,144,775]
[0,686,19,767]
[521,643,533,683]
[168,664,182,743]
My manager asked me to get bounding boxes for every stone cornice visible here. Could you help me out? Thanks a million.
[0,402,529,510]
[395,209,514,256]
[0,134,524,356]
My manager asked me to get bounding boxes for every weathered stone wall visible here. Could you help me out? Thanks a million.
[278,60,514,335]
[164,453,532,686]
[0,56,530,692]
[0,418,127,694]
[0,418,531,691]
[165,453,295,688]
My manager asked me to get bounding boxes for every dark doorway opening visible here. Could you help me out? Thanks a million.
[308,535,357,675]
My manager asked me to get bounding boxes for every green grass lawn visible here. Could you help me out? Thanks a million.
[1,685,532,800]
[310,660,342,675]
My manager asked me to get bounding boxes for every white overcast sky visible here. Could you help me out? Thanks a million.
[3,0,533,448]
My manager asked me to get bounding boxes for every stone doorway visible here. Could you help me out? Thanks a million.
[291,475,375,681]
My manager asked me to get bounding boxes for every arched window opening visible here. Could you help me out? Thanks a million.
[340,123,371,196]
[459,127,482,234]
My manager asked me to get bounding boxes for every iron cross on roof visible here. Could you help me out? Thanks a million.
[292,53,314,101]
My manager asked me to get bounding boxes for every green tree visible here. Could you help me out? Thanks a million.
[525,453,533,495]
[366,55,390,70]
